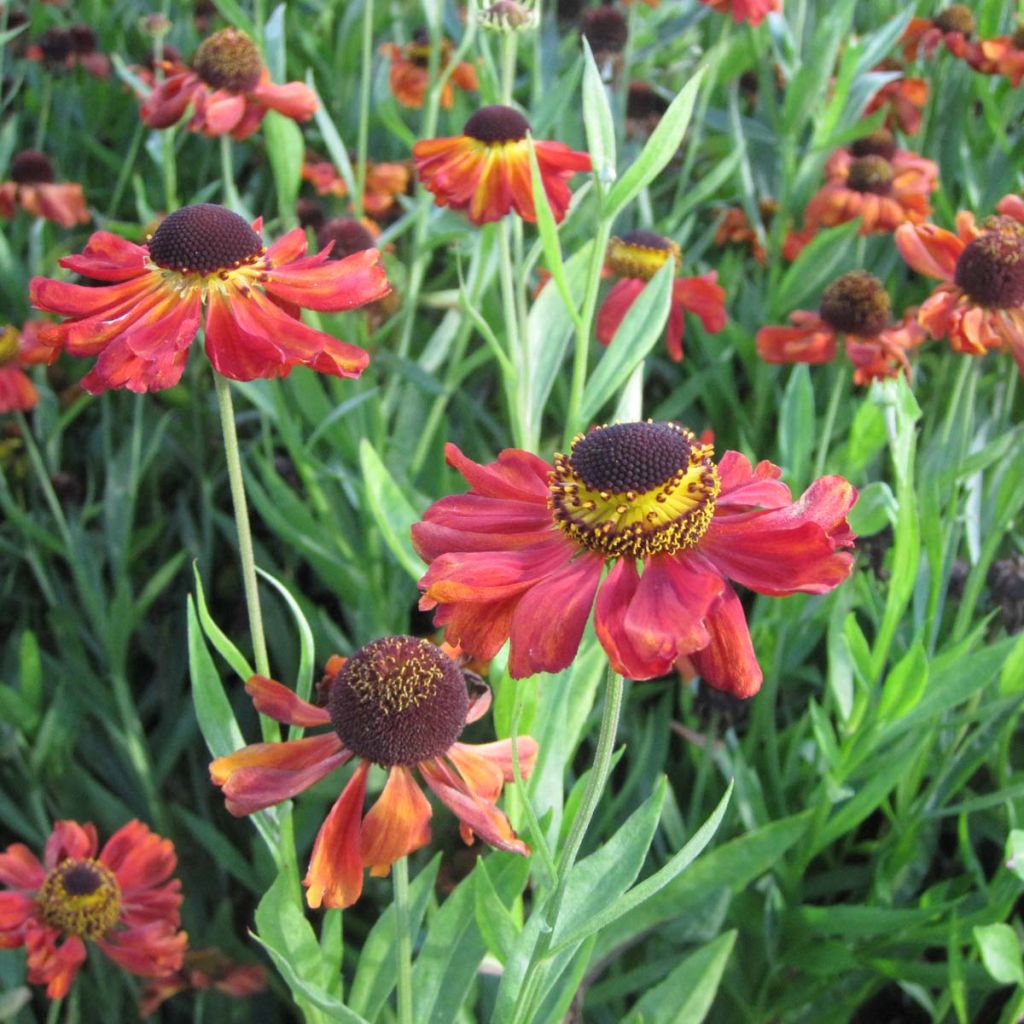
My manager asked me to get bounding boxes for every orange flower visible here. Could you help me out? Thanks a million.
[805,134,937,235]
[756,271,927,385]
[973,34,1024,86]
[699,0,781,26]
[0,322,59,413]
[140,28,317,140]
[713,201,776,265]
[414,105,592,225]
[0,150,89,229]
[301,153,411,219]
[0,820,186,999]
[139,948,266,1016]
[596,231,727,362]
[895,207,1024,375]
[210,639,537,910]
[901,6,977,62]
[864,60,929,135]
[414,426,855,695]
[380,31,478,109]
[29,203,390,394]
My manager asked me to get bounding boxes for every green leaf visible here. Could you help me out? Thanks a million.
[778,365,814,489]
[847,480,896,537]
[263,3,287,81]
[256,568,315,713]
[877,642,928,721]
[210,0,257,37]
[264,110,305,225]
[772,220,861,317]
[186,596,245,760]
[1005,831,1024,882]
[623,930,737,1024]
[526,137,574,327]
[974,923,1024,986]
[192,565,254,681]
[1000,631,1024,696]
[604,71,704,220]
[581,39,616,185]
[359,438,424,582]
[253,870,370,1022]
[474,856,522,965]
[579,260,674,424]
[18,631,41,710]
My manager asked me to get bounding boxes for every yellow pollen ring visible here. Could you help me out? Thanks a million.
[606,236,681,281]
[36,858,122,939]
[0,326,20,364]
[549,433,720,559]
[146,250,269,297]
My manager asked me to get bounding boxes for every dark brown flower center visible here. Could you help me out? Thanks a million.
[327,636,469,766]
[148,203,264,276]
[549,422,720,558]
[295,197,325,230]
[626,81,669,120]
[68,24,98,55]
[934,5,974,36]
[38,27,73,64]
[819,271,892,337]
[464,105,531,144]
[954,232,1024,309]
[581,6,628,55]
[849,129,896,161]
[846,155,894,195]
[193,28,263,92]
[1013,24,1024,50]
[316,218,376,261]
[37,859,121,939]
[10,150,55,185]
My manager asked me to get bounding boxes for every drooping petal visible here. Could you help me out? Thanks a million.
[98,921,187,978]
[689,585,763,698]
[263,245,390,311]
[44,821,98,869]
[425,594,522,661]
[596,278,645,347]
[715,450,792,511]
[58,231,149,281]
[23,183,90,229]
[443,442,552,503]
[100,821,176,894]
[245,675,331,727]
[594,558,663,679]
[360,766,433,876]
[26,927,87,1000]
[894,222,962,281]
[250,74,318,121]
[0,366,39,412]
[756,312,837,366]
[304,760,369,909]
[0,844,45,889]
[451,737,539,787]
[0,892,36,934]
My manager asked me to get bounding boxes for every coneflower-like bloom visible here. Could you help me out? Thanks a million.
[864,60,929,135]
[0,820,186,999]
[26,25,110,77]
[0,322,58,412]
[713,200,777,266]
[414,425,856,695]
[140,28,317,139]
[625,81,669,137]
[29,203,389,394]
[0,150,89,229]
[211,640,537,909]
[596,231,726,362]
[580,6,629,66]
[969,28,1024,87]
[901,5,976,62]
[699,0,781,27]
[139,948,266,1016]
[301,153,411,220]
[413,105,592,225]
[895,206,1024,375]
[804,132,937,235]
[379,30,478,109]
[756,271,926,385]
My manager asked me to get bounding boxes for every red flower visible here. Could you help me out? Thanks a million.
[29,203,390,394]
[301,153,411,219]
[805,135,937,235]
[699,0,781,26]
[140,28,317,140]
[26,25,110,78]
[972,35,1024,86]
[0,322,59,413]
[756,271,926,385]
[0,820,186,1000]
[414,424,856,696]
[864,60,929,135]
[139,948,266,1017]
[901,6,977,62]
[713,201,777,266]
[380,31,478,109]
[895,206,1024,375]
[413,105,592,225]
[0,150,89,229]
[210,640,537,910]
[596,231,726,362]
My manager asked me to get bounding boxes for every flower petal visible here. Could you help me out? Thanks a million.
[360,766,433,876]
[245,675,331,727]
[304,761,369,909]
[0,844,45,889]
[44,821,97,869]
[689,585,763,697]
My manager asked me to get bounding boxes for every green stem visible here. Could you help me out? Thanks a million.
[563,219,613,446]
[508,689,557,885]
[219,134,242,213]
[213,374,271,681]
[510,666,625,1024]
[44,997,63,1024]
[500,30,518,105]
[354,0,374,218]
[33,76,53,149]
[393,857,414,1024]
[812,367,845,479]
[497,218,528,448]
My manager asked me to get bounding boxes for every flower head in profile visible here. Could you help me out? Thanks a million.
[895,203,1024,376]
[597,231,727,362]
[970,28,1024,87]
[139,948,266,1017]
[0,150,90,229]
[756,271,926,385]
[29,203,390,394]
[301,153,410,220]
[414,424,856,696]
[805,132,937,235]
[0,820,186,999]
[580,6,629,67]
[140,28,317,139]
[413,105,592,225]
[0,322,59,413]
[26,25,110,77]
[713,200,777,266]
[210,640,537,909]
[901,5,976,62]
[380,30,478,109]
[864,60,929,135]
[699,0,781,27]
